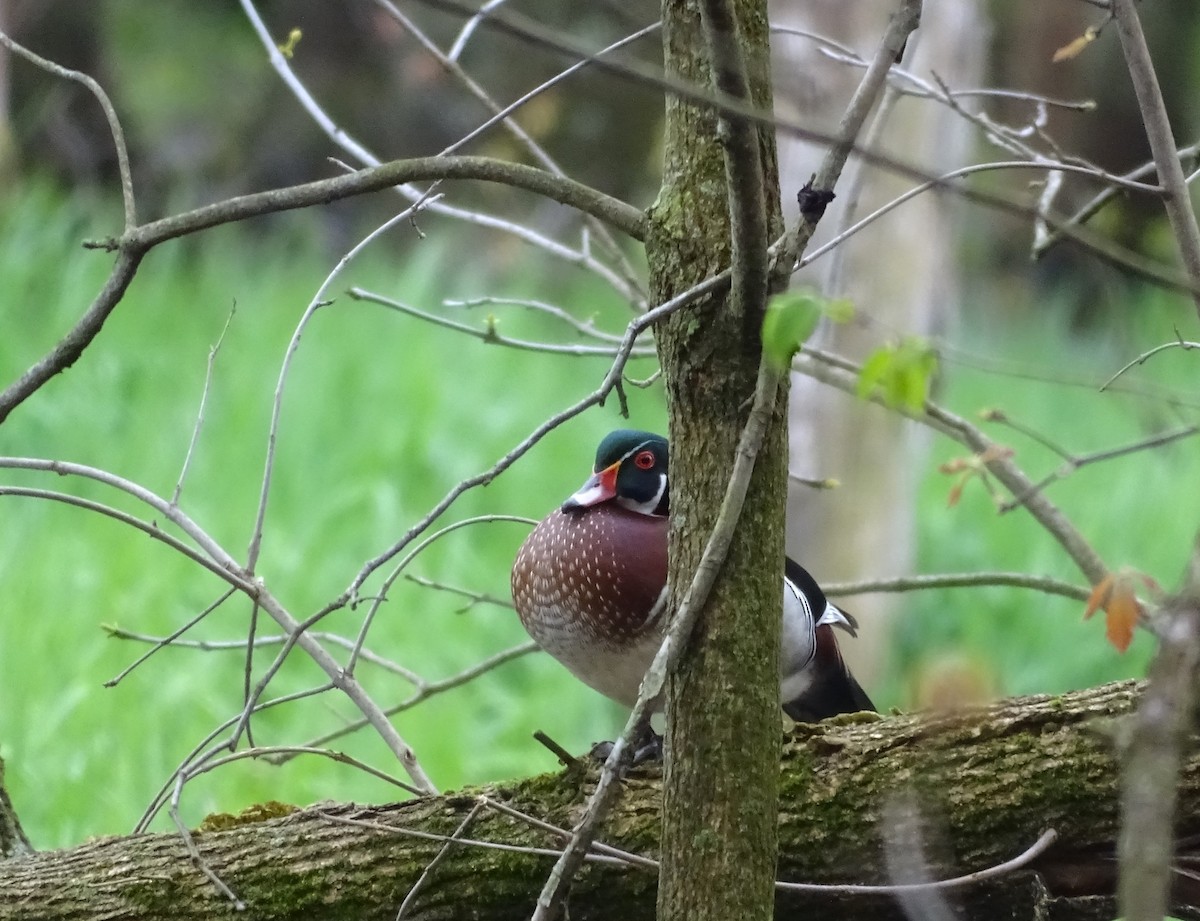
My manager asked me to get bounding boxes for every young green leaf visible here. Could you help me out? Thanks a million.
[762,291,824,371]
[856,337,937,412]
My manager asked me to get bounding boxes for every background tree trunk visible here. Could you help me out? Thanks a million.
[1,681,1191,920]
[772,0,985,687]
[648,0,787,917]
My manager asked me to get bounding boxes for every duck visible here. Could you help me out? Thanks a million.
[511,429,874,723]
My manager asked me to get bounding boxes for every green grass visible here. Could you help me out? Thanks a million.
[2,181,1198,850]
[0,182,660,847]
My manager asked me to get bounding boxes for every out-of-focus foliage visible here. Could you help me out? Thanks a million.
[2,0,662,210]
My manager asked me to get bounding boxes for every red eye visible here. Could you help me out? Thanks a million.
[634,450,656,470]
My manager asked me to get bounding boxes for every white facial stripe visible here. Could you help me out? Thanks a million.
[619,440,656,464]
[614,441,667,515]
[785,575,814,623]
[616,473,667,515]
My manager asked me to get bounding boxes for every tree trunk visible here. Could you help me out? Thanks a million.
[0,758,32,861]
[647,0,787,917]
[2,681,1195,920]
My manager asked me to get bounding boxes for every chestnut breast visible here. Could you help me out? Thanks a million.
[512,504,668,645]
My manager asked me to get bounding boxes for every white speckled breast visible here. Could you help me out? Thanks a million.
[511,505,668,706]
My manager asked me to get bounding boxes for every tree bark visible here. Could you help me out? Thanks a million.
[648,0,787,917]
[2,681,1196,920]
[0,758,32,861]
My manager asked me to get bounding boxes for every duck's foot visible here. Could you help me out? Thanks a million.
[589,724,662,766]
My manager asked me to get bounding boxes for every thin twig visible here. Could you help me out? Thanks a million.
[402,574,515,611]
[1033,141,1200,259]
[272,641,538,761]
[396,800,486,919]
[775,822,1058,895]
[798,159,1161,275]
[104,588,238,687]
[445,296,633,344]
[350,289,658,357]
[182,745,421,796]
[343,516,533,677]
[321,812,636,866]
[1101,336,1200,391]
[168,793,245,910]
[135,683,335,832]
[247,200,435,575]
[532,731,580,769]
[997,424,1200,514]
[479,796,658,870]
[173,304,236,507]
[367,0,650,302]
[0,485,255,591]
[105,625,424,683]
[0,29,135,229]
[326,802,1064,896]
[240,0,646,306]
[0,457,438,793]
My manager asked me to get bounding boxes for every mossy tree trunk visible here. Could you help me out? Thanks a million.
[1,682,1193,920]
[646,0,786,918]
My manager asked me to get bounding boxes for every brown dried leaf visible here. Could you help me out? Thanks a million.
[1083,573,1114,621]
[1104,581,1141,654]
[1083,571,1144,653]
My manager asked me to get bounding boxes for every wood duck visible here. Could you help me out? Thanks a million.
[511,429,874,722]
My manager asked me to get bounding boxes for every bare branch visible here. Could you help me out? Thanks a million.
[1110,0,1200,317]
[0,250,143,426]
[104,589,238,688]
[0,29,135,228]
[0,458,438,794]
[777,0,921,273]
[401,573,515,612]
[349,288,658,357]
[105,156,645,252]
[1032,140,1200,259]
[0,486,254,591]
[366,0,651,300]
[799,160,1164,278]
[794,349,1110,585]
[279,641,538,758]
[241,0,647,307]
[533,7,924,917]
[778,821,1058,895]
[247,200,436,575]
[823,572,1091,604]
[445,296,634,344]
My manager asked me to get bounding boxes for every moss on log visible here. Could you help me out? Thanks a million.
[0,680,1195,920]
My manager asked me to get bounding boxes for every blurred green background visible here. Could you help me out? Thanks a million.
[1,0,1199,852]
